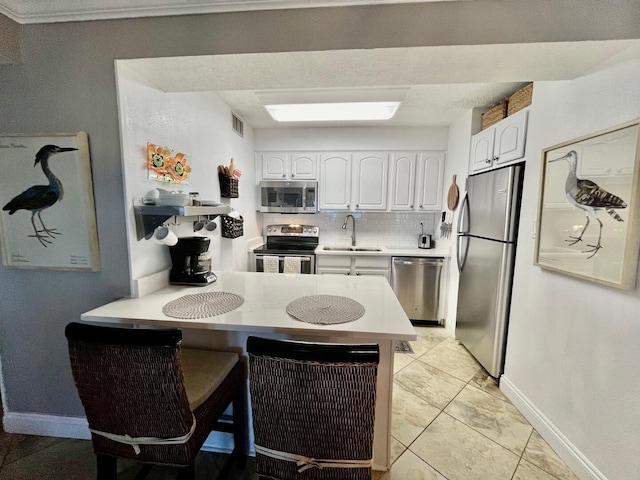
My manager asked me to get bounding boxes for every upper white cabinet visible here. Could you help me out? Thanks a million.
[470,109,528,174]
[416,151,445,211]
[389,151,444,211]
[353,152,389,210]
[319,152,352,210]
[389,152,417,210]
[258,152,318,180]
[257,149,445,212]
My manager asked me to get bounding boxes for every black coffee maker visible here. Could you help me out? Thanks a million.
[169,237,216,286]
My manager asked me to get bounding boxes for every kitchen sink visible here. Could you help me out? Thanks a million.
[322,246,382,252]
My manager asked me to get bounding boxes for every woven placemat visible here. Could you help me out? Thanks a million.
[162,292,244,319]
[286,295,365,325]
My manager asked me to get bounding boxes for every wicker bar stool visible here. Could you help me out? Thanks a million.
[65,322,246,480]
[247,336,379,480]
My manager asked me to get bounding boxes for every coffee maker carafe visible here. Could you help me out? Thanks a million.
[169,237,216,286]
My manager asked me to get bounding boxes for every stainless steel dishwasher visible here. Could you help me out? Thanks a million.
[391,257,444,325]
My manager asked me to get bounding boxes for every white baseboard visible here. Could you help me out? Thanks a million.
[2,411,252,455]
[500,375,607,480]
[3,412,91,439]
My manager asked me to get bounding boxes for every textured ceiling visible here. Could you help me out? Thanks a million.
[121,40,639,128]
[0,0,457,23]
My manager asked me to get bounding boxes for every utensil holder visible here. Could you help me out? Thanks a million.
[219,173,239,198]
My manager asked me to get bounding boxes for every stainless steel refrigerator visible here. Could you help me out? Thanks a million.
[456,163,524,378]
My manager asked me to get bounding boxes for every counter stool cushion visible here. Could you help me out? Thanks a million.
[181,349,239,410]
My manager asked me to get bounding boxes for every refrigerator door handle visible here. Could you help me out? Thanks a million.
[457,192,470,235]
[457,234,468,273]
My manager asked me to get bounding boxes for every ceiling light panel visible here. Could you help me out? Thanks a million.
[265,102,401,122]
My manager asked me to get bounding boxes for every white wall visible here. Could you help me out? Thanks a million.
[116,62,260,291]
[255,126,449,151]
[502,55,640,480]
[442,108,483,336]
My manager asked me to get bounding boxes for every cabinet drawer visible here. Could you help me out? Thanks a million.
[354,256,390,269]
[316,255,352,268]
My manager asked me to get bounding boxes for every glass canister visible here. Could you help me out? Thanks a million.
[189,192,201,206]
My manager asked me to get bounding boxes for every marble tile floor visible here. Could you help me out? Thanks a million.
[0,327,579,480]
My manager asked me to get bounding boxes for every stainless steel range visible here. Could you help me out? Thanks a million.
[253,224,319,274]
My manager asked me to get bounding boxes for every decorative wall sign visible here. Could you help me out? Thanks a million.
[146,142,191,184]
[0,132,101,271]
[534,119,640,290]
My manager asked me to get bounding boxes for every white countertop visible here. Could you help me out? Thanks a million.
[81,271,416,341]
[315,243,451,257]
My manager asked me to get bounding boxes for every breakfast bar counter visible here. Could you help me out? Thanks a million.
[81,271,416,470]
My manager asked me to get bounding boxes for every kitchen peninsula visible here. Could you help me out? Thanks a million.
[81,271,416,470]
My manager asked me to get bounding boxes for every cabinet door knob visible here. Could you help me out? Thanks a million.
[410,205,414,208]
[486,159,491,164]
[356,204,360,208]
[282,174,286,178]
[419,204,423,208]
[493,156,499,162]
[356,272,360,276]
[291,174,295,177]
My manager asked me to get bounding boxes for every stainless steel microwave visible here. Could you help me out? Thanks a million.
[259,180,318,213]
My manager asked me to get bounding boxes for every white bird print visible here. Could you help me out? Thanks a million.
[550,150,626,258]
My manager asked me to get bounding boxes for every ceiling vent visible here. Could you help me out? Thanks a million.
[231,112,244,137]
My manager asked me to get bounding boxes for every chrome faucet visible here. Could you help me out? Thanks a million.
[342,214,356,246]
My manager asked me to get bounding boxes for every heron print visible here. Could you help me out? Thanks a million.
[550,150,627,258]
[2,144,77,247]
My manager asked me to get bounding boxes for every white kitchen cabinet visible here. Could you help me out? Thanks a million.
[353,152,389,210]
[389,152,417,210]
[319,152,352,210]
[389,151,444,212]
[354,256,391,281]
[469,109,528,174]
[416,151,445,211]
[316,254,352,275]
[258,152,318,180]
[316,254,390,281]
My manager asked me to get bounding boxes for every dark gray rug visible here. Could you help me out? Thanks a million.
[394,340,414,354]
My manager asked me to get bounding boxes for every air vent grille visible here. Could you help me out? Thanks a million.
[231,112,244,137]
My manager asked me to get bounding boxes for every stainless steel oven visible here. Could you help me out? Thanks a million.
[253,224,319,274]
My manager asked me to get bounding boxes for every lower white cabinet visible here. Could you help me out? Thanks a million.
[316,254,390,281]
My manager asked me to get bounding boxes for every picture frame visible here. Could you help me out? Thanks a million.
[0,132,101,271]
[534,119,640,290]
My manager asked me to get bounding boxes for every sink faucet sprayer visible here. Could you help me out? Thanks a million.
[342,214,356,246]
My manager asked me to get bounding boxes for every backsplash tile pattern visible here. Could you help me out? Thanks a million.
[262,212,438,248]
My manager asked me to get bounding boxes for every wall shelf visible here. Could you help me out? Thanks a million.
[134,203,232,240]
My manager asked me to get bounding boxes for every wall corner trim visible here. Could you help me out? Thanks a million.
[500,375,608,480]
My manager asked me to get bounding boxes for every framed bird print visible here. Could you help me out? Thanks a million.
[0,132,100,271]
[534,119,640,290]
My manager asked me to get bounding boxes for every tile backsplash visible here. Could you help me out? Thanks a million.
[262,211,440,248]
